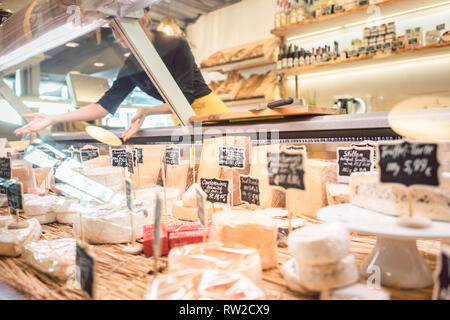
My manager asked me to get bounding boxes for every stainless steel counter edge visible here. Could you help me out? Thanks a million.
[45,108,450,143]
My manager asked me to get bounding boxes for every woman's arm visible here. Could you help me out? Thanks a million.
[14,103,109,135]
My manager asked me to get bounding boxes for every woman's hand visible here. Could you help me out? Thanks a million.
[121,108,148,142]
[14,113,56,135]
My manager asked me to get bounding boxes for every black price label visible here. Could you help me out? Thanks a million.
[165,147,180,166]
[111,149,127,167]
[0,184,6,195]
[126,151,134,174]
[337,147,375,182]
[408,38,418,45]
[394,41,404,49]
[359,0,369,5]
[75,242,96,300]
[125,179,132,211]
[335,5,343,11]
[281,145,306,152]
[437,24,445,31]
[200,178,230,204]
[0,157,11,180]
[133,148,143,164]
[267,151,305,190]
[80,147,100,162]
[7,182,23,211]
[433,247,450,300]
[239,175,260,206]
[218,146,245,169]
[377,141,441,187]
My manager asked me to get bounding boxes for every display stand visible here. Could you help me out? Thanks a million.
[317,203,450,289]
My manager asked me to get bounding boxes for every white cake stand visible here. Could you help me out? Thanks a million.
[317,204,450,289]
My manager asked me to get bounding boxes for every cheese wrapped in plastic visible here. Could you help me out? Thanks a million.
[23,238,76,281]
[211,210,278,269]
[23,194,58,224]
[73,203,150,244]
[168,242,262,285]
[76,166,124,192]
[0,218,41,257]
[144,269,265,300]
[135,185,180,215]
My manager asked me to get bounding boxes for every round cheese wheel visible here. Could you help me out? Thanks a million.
[280,259,318,297]
[288,223,350,265]
[296,254,359,292]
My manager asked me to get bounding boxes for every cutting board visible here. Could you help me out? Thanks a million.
[190,105,346,123]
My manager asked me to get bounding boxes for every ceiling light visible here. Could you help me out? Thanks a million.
[65,42,79,48]
[94,62,105,67]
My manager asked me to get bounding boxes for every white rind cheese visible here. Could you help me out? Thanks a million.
[0,218,41,257]
[23,238,76,281]
[288,223,350,266]
[73,205,150,244]
[350,171,450,222]
[280,259,318,296]
[296,254,359,292]
[326,183,350,205]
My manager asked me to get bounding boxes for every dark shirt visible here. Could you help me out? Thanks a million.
[97,31,211,115]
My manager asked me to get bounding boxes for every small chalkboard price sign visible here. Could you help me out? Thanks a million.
[80,147,100,162]
[337,146,375,183]
[165,147,180,166]
[0,184,6,195]
[126,151,135,174]
[433,245,450,300]
[267,151,305,190]
[281,145,306,152]
[0,157,11,180]
[351,141,377,166]
[125,179,133,211]
[7,182,23,211]
[75,242,96,300]
[218,146,245,169]
[377,140,442,220]
[239,175,260,206]
[377,141,441,187]
[111,149,127,167]
[200,178,230,204]
[133,148,143,164]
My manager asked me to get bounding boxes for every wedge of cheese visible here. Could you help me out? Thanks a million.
[350,171,450,222]
[286,159,337,218]
[136,145,166,188]
[212,210,278,269]
[73,205,150,244]
[135,185,180,215]
[23,238,76,281]
[249,144,286,209]
[197,137,224,183]
[23,194,58,224]
[0,218,41,257]
[168,242,262,285]
[166,161,190,196]
[144,269,266,300]
[326,183,350,205]
[82,155,111,168]
[181,183,198,208]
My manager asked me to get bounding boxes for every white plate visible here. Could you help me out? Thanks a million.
[317,204,450,240]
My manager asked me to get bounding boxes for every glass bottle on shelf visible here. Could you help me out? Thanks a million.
[299,49,305,66]
[287,44,294,69]
[290,0,298,25]
[282,45,288,69]
[277,45,283,70]
[280,0,287,27]
[311,48,317,64]
[275,0,281,28]
[293,46,300,67]
[305,51,311,65]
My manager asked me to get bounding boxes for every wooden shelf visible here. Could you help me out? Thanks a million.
[271,0,445,40]
[201,55,275,73]
[275,42,450,77]
[190,105,346,123]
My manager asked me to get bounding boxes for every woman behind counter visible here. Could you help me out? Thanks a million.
[14,9,229,141]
